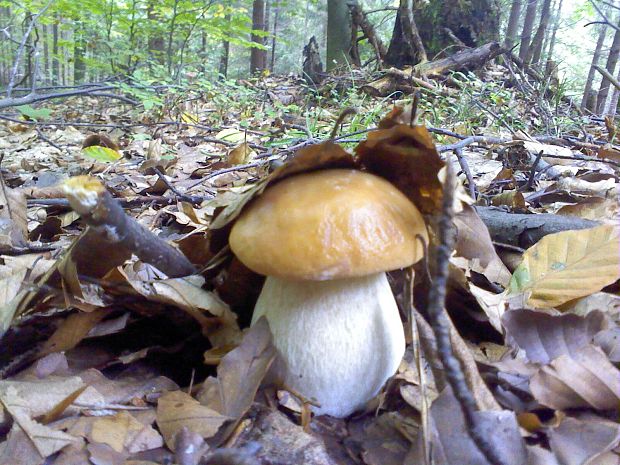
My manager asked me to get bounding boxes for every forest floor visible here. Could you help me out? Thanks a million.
[0,64,619,465]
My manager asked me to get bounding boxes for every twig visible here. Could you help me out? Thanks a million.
[185,160,268,191]
[153,167,205,204]
[454,147,477,200]
[426,159,505,465]
[35,128,63,151]
[526,150,544,190]
[437,135,505,152]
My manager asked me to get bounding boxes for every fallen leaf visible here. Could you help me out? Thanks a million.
[548,416,620,465]
[39,309,109,356]
[508,224,620,308]
[217,317,276,418]
[89,411,163,454]
[156,390,230,450]
[502,309,606,364]
[530,344,620,410]
[405,387,527,465]
[356,124,445,214]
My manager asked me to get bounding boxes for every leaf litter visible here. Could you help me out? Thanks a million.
[0,71,618,464]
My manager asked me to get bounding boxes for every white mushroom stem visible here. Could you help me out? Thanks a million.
[251,272,405,418]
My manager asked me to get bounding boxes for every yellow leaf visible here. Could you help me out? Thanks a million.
[181,112,199,124]
[81,145,122,162]
[508,225,620,308]
[215,128,245,143]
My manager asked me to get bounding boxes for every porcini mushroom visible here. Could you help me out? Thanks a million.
[229,169,428,417]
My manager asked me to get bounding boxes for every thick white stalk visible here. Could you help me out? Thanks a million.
[252,272,405,417]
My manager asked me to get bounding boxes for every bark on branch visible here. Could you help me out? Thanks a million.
[63,176,197,278]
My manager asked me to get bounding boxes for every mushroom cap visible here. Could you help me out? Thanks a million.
[229,169,428,281]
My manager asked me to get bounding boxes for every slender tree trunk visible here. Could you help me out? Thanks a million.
[250,0,267,73]
[166,0,180,74]
[219,13,231,78]
[543,0,562,63]
[42,23,49,84]
[505,0,523,49]
[582,23,609,110]
[528,0,552,65]
[596,17,620,114]
[519,0,538,63]
[148,1,165,65]
[52,15,59,84]
[326,0,351,71]
[608,66,620,116]
[270,0,279,72]
[73,20,85,83]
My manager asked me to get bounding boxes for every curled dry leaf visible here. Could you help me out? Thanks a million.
[453,204,511,286]
[355,124,445,214]
[508,224,620,308]
[530,344,620,410]
[502,309,607,364]
[209,140,356,231]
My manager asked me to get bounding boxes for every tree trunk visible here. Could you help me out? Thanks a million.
[52,17,59,85]
[608,66,620,115]
[219,13,231,78]
[270,0,279,72]
[326,0,351,71]
[518,0,538,63]
[250,0,267,74]
[505,0,523,49]
[385,0,430,67]
[348,0,387,67]
[73,20,85,83]
[596,17,620,114]
[148,1,165,65]
[543,0,563,63]
[582,23,609,111]
[528,0,552,65]
[408,0,500,62]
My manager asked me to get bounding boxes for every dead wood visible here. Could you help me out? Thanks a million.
[364,42,506,96]
[348,1,387,66]
[477,206,599,249]
[63,176,197,278]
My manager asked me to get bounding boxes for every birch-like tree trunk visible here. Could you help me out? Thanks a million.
[596,16,620,114]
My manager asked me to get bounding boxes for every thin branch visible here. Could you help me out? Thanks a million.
[426,159,505,465]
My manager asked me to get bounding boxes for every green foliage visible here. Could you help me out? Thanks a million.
[16,105,52,121]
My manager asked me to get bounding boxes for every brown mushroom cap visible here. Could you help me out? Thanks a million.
[229,169,428,281]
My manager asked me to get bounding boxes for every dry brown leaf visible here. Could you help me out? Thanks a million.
[216,317,276,418]
[209,140,356,231]
[548,417,620,465]
[156,390,231,450]
[355,124,445,214]
[89,411,163,454]
[227,142,256,165]
[508,224,620,308]
[453,204,512,286]
[530,344,620,410]
[502,309,607,364]
[39,309,109,356]
[405,387,527,465]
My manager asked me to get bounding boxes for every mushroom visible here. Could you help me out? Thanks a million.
[229,169,428,417]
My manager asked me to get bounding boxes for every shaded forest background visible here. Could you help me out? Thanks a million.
[1,0,620,116]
